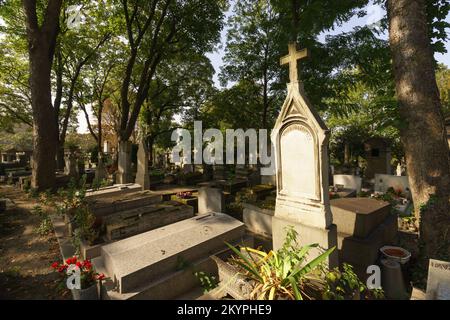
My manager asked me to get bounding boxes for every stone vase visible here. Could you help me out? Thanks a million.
[71,283,99,300]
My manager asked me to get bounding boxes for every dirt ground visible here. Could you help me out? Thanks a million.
[0,185,70,300]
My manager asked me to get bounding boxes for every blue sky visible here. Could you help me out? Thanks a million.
[206,1,450,88]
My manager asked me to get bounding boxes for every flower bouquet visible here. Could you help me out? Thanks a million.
[51,256,105,300]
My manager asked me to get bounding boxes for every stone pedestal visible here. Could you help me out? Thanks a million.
[99,213,245,295]
[135,140,150,190]
[117,141,133,184]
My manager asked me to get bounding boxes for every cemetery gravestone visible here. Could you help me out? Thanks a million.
[333,174,362,194]
[426,259,450,300]
[117,141,133,184]
[364,138,392,179]
[198,186,224,214]
[64,150,79,179]
[271,42,338,267]
[135,140,150,190]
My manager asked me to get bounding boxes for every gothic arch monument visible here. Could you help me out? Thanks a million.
[271,43,338,267]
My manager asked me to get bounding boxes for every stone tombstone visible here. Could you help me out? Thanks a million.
[198,186,224,214]
[64,150,79,179]
[363,137,392,179]
[95,153,107,182]
[271,42,338,267]
[333,174,362,194]
[117,141,133,184]
[135,140,150,190]
[374,174,410,194]
[426,259,450,300]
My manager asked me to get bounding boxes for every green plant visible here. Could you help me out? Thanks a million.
[32,205,53,236]
[226,227,335,300]
[322,264,384,300]
[194,271,218,293]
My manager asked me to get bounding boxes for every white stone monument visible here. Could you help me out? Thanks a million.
[271,42,338,267]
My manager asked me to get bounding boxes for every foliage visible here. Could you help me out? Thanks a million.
[31,205,53,237]
[323,263,384,300]
[226,227,335,300]
[194,271,218,294]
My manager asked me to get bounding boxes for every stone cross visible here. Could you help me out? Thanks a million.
[280,42,309,83]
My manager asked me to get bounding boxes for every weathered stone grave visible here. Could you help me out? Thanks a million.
[374,174,410,194]
[331,197,398,277]
[426,259,450,300]
[364,138,392,179]
[85,183,142,200]
[198,186,224,214]
[117,141,133,184]
[86,190,162,218]
[64,150,79,179]
[94,213,246,299]
[103,201,194,241]
[271,42,338,267]
[333,174,362,194]
[135,140,150,190]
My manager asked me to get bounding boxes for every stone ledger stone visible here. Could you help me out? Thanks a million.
[100,213,245,294]
[86,191,162,217]
[104,201,194,241]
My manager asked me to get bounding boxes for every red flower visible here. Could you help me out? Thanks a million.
[83,260,92,270]
[96,273,106,281]
[57,265,68,273]
[51,262,59,269]
[65,256,78,265]
[76,261,82,269]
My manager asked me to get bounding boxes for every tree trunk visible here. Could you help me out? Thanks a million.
[23,0,63,191]
[388,0,450,262]
[56,144,65,171]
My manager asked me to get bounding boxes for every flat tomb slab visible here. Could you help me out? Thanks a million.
[104,201,194,241]
[85,184,142,200]
[86,190,162,217]
[101,213,245,293]
[331,198,391,238]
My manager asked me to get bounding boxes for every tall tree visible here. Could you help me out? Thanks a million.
[113,0,226,182]
[220,0,285,128]
[22,0,63,190]
[388,0,450,264]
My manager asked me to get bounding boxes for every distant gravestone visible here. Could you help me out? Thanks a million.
[117,141,133,184]
[135,140,150,190]
[333,174,362,193]
[364,138,392,179]
[64,150,79,179]
[374,174,410,194]
[426,259,450,300]
[271,42,338,267]
[95,153,107,182]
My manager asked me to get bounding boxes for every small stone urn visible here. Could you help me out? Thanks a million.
[71,283,99,300]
